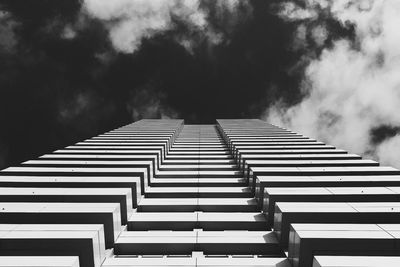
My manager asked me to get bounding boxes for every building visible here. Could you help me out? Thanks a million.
[0,119,400,267]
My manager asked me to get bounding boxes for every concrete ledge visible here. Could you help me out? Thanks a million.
[0,187,132,224]
[0,202,120,248]
[128,212,267,231]
[138,198,257,212]
[0,256,80,267]
[145,187,251,198]
[288,224,400,267]
[0,224,106,267]
[254,175,400,205]
[263,187,400,225]
[114,230,282,256]
[0,175,142,207]
[313,255,400,267]
[274,202,400,247]
[104,256,290,267]
[2,165,150,193]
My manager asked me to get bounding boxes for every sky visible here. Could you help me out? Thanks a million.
[0,0,399,169]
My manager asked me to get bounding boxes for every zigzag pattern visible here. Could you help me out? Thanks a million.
[0,119,399,267]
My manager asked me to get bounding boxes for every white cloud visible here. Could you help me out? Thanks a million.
[266,0,400,167]
[82,0,249,53]
[278,2,318,21]
[377,135,400,168]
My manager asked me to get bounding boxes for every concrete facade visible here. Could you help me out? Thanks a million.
[0,119,399,266]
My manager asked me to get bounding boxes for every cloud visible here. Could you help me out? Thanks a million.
[377,134,400,168]
[58,91,92,122]
[310,24,328,46]
[126,81,179,121]
[61,24,77,40]
[0,10,18,53]
[266,0,400,167]
[277,1,318,21]
[81,0,250,53]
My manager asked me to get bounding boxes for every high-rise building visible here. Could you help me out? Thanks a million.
[1,119,400,267]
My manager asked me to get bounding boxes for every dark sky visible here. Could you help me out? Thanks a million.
[0,0,354,168]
